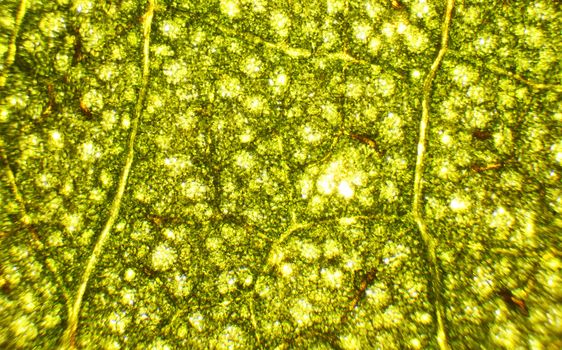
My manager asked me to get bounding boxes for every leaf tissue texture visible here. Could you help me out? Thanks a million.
[1,0,561,349]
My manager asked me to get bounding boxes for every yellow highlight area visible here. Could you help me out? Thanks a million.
[220,0,240,18]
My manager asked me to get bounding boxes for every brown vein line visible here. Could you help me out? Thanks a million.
[412,1,455,350]
[60,1,156,348]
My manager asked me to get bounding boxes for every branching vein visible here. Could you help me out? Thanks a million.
[412,1,455,350]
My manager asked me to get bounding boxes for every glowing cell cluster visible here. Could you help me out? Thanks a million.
[320,267,343,289]
[270,11,290,38]
[163,61,188,85]
[48,130,64,149]
[353,21,372,42]
[220,0,241,17]
[450,195,470,212]
[241,56,262,77]
[38,13,66,38]
[218,75,241,98]
[299,241,320,262]
[151,244,177,272]
[160,20,182,39]
[326,0,346,15]
[290,299,314,327]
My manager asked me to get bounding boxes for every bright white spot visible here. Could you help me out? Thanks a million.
[49,130,64,148]
[397,22,408,34]
[317,173,336,194]
[290,299,313,327]
[124,268,135,282]
[551,142,562,164]
[51,131,61,141]
[338,180,354,199]
[163,61,188,84]
[181,180,206,200]
[280,263,294,277]
[73,0,94,15]
[472,267,494,297]
[163,229,175,240]
[490,206,515,229]
[441,132,451,145]
[0,106,9,122]
[353,22,372,42]
[410,338,422,349]
[164,157,177,166]
[340,334,362,350]
[174,273,193,297]
[419,312,432,324]
[274,73,287,86]
[438,166,450,178]
[450,197,469,211]
[365,1,384,19]
[452,64,479,87]
[37,174,50,189]
[239,131,253,143]
[121,116,130,129]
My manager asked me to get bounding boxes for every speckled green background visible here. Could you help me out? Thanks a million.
[1,0,561,349]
